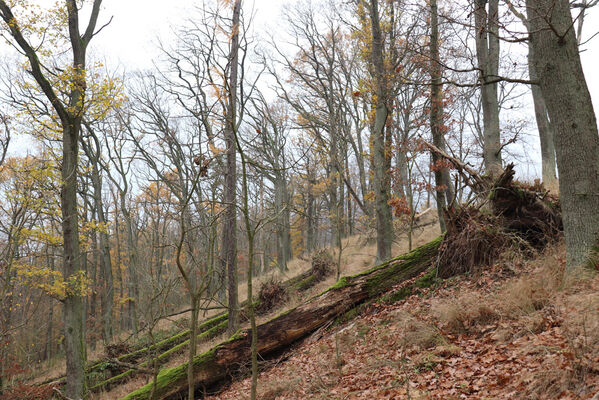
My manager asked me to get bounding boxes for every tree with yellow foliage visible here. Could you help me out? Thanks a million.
[0,1,107,397]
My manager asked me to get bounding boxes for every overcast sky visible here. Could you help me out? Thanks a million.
[4,0,599,177]
[90,0,599,108]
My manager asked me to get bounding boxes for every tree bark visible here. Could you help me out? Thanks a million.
[222,0,241,336]
[525,0,599,268]
[274,175,292,271]
[528,47,557,190]
[474,0,502,176]
[369,0,394,262]
[429,0,452,232]
[90,161,114,344]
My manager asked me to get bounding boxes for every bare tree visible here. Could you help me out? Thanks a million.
[223,0,242,335]
[247,96,293,271]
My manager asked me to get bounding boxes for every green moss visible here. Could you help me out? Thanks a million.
[329,276,350,290]
[379,286,412,303]
[415,268,438,288]
[90,369,134,392]
[364,236,442,296]
[294,274,317,290]
[333,302,370,326]
[155,319,228,363]
[121,347,220,400]
[119,236,445,400]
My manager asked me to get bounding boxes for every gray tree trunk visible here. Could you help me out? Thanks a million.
[91,162,114,344]
[430,0,451,232]
[89,215,98,348]
[306,163,316,253]
[62,123,86,399]
[223,0,241,336]
[369,0,394,262]
[274,175,292,271]
[475,0,502,176]
[528,47,558,190]
[526,0,599,268]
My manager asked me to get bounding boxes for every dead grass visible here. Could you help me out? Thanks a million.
[42,219,442,397]
[205,237,599,400]
[93,376,148,400]
[433,292,499,333]
[389,310,445,350]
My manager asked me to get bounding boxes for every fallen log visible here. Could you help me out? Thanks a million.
[86,252,334,392]
[121,236,442,400]
[43,257,330,391]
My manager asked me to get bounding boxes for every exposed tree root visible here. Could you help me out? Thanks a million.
[437,163,562,278]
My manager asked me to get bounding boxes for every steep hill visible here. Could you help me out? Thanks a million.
[207,241,599,399]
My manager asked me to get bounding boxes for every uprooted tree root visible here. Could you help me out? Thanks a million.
[311,249,334,280]
[437,164,562,278]
[256,278,289,314]
[436,208,515,278]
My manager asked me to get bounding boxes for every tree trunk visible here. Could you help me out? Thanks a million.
[526,0,599,268]
[113,208,125,332]
[528,47,557,191]
[475,0,502,176]
[306,162,316,253]
[370,0,394,262]
[274,176,291,271]
[91,162,114,344]
[222,0,241,336]
[89,217,99,349]
[62,122,86,399]
[187,299,198,400]
[429,0,452,232]
[122,205,139,334]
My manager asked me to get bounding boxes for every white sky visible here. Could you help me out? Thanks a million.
[3,0,599,175]
[89,0,282,70]
[90,0,599,107]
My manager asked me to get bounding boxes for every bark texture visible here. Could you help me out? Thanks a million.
[474,0,502,176]
[222,0,241,335]
[369,0,394,262]
[429,0,453,232]
[526,0,599,268]
[528,47,557,190]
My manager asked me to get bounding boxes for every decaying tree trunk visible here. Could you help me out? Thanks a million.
[121,237,442,400]
[44,256,338,393]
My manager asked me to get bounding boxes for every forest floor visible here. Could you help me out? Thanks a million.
[83,216,441,399]
[204,240,599,400]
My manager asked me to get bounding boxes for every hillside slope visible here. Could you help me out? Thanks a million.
[81,221,440,400]
[207,242,599,399]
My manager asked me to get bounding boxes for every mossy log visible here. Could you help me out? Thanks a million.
[90,263,329,391]
[45,263,325,390]
[42,312,229,389]
[89,319,230,392]
[121,236,442,400]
